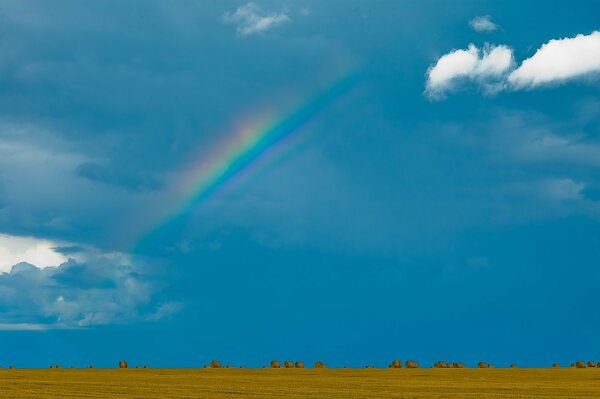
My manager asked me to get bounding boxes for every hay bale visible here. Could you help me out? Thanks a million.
[270,360,281,368]
[8,365,16,369]
[510,364,518,368]
[405,360,419,368]
[87,365,95,369]
[453,363,466,368]
[552,364,560,368]
[389,359,402,368]
[118,360,128,369]
[315,361,326,368]
[477,362,488,368]
[433,361,450,368]
[210,360,222,369]
[365,365,376,369]
[343,365,350,368]
[588,361,596,368]
[295,361,305,368]
[143,365,149,369]
[575,361,587,368]
[283,361,294,368]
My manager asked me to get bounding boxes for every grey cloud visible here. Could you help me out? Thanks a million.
[76,162,165,192]
[0,256,180,328]
[0,1,344,252]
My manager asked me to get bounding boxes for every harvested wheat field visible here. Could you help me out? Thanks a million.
[0,368,599,398]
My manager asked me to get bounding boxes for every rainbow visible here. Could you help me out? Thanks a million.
[134,72,361,251]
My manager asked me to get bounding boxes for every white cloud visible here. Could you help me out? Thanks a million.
[0,234,67,272]
[425,44,514,98]
[425,31,600,98]
[508,31,600,88]
[469,15,499,32]
[223,2,290,36]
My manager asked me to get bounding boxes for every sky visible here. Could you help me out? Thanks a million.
[0,0,599,368]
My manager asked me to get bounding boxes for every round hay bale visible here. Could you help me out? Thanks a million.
[433,361,450,368]
[295,361,305,368]
[587,361,596,368]
[575,361,587,368]
[389,359,402,368]
[210,360,222,369]
[343,365,350,368]
[87,365,95,369]
[453,362,466,368]
[283,361,294,368]
[118,360,128,369]
[8,365,16,369]
[552,364,560,368]
[405,360,419,369]
[314,361,326,368]
[477,362,488,369]
[143,365,149,369]
[365,365,376,369]
[270,360,281,368]
[510,364,518,368]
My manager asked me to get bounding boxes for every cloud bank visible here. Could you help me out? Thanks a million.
[223,2,290,36]
[0,256,180,329]
[426,31,600,99]
[469,15,499,32]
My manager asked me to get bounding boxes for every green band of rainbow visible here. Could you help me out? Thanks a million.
[134,72,362,251]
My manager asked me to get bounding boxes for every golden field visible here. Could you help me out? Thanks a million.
[0,367,599,398]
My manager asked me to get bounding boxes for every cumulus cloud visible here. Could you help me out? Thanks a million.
[223,2,290,36]
[0,234,67,272]
[426,31,600,98]
[469,15,499,32]
[0,255,180,329]
[425,44,514,98]
[508,31,600,89]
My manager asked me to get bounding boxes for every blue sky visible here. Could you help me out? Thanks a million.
[0,0,599,368]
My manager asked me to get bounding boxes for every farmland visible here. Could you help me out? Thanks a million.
[0,367,599,398]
